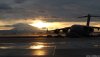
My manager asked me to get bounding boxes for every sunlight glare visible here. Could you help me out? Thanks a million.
[30,20,49,28]
[30,45,44,49]
[32,50,46,56]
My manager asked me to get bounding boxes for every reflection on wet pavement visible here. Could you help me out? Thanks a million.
[0,38,100,56]
[0,42,56,56]
[0,40,100,49]
[32,50,46,56]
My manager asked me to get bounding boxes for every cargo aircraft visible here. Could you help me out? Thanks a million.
[53,14,100,37]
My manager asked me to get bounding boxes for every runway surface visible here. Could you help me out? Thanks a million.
[0,37,100,57]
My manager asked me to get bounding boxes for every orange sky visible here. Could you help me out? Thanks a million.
[0,19,100,30]
[30,20,100,30]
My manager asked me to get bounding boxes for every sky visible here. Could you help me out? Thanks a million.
[0,0,100,30]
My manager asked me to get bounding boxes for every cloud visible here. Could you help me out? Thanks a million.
[0,3,12,10]
[0,0,100,23]
[14,0,26,4]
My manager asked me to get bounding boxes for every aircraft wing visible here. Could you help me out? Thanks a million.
[78,16,88,18]
[60,27,71,30]
[91,16,100,17]
[50,27,71,34]
[91,27,100,30]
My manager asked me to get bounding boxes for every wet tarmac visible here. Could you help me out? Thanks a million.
[0,37,100,57]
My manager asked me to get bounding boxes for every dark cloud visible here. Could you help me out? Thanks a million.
[0,3,12,10]
[0,0,100,22]
[14,0,26,4]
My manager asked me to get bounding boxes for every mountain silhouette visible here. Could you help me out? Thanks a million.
[0,23,43,35]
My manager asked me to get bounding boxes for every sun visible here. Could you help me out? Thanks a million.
[33,21,47,28]
[30,20,49,28]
